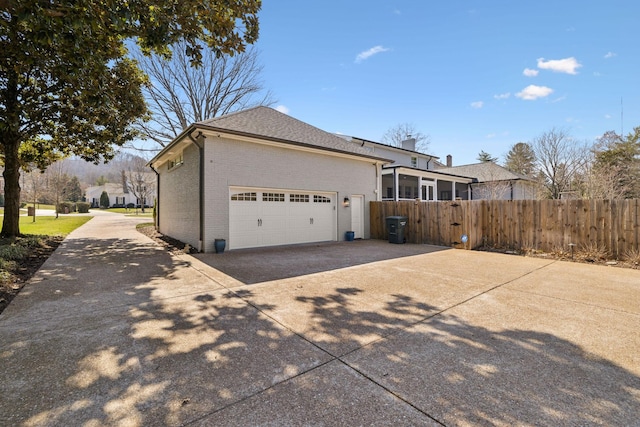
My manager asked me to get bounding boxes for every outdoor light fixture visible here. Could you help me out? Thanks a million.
[343,197,350,207]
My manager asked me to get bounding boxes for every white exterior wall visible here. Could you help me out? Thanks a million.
[512,181,539,200]
[363,144,434,170]
[157,143,201,249]
[201,135,381,252]
[85,184,135,207]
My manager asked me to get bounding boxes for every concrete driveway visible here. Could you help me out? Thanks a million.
[1,214,639,426]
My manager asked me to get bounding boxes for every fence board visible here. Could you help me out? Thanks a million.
[370,199,639,256]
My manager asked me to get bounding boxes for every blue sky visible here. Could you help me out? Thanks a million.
[254,1,639,165]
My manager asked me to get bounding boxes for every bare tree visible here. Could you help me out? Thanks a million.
[124,158,156,213]
[132,42,276,150]
[46,159,69,218]
[21,168,46,222]
[381,123,431,153]
[472,180,512,200]
[589,128,640,199]
[530,128,588,199]
[580,154,629,199]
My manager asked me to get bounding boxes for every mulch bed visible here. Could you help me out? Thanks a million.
[0,236,64,315]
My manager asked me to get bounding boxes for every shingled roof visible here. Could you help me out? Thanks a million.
[196,106,384,159]
[438,162,532,182]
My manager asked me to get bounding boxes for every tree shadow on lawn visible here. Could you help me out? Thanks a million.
[1,238,638,426]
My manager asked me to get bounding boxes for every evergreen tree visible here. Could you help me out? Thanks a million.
[100,191,110,209]
[63,176,83,202]
[504,142,537,176]
[477,150,498,162]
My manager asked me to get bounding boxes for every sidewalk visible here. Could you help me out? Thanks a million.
[1,213,638,426]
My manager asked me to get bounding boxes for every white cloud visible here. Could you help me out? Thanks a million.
[470,101,484,109]
[494,92,510,100]
[516,85,554,100]
[275,105,290,114]
[523,68,539,77]
[604,114,612,119]
[604,51,617,59]
[355,45,390,63]
[537,57,582,75]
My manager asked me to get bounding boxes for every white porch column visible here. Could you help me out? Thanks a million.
[451,180,456,200]
[394,169,399,201]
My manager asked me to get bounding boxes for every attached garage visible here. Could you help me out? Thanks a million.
[149,107,391,252]
[229,187,336,250]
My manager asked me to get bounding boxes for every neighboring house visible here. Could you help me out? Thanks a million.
[85,173,157,208]
[148,107,392,253]
[339,137,538,201]
[340,137,475,201]
[437,162,539,200]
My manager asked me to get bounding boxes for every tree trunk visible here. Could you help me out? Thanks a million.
[2,137,22,238]
[1,63,22,238]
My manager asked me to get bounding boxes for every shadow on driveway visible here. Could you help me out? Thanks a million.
[193,239,449,284]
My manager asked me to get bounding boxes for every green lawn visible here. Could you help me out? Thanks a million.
[19,215,93,236]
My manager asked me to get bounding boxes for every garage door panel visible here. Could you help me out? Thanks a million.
[229,188,335,250]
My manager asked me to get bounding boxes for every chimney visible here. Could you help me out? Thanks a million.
[401,136,416,151]
[446,155,452,167]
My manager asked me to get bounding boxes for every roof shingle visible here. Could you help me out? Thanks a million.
[197,106,377,157]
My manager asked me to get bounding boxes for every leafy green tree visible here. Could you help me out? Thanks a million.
[99,191,110,209]
[1,1,260,237]
[477,150,498,162]
[504,142,537,177]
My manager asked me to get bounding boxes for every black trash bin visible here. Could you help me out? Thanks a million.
[386,216,408,244]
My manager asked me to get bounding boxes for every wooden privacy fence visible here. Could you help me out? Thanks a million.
[370,199,640,257]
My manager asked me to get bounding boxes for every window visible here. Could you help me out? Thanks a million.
[313,195,331,203]
[399,174,419,199]
[290,194,309,202]
[411,157,417,167]
[263,192,285,202]
[168,152,184,170]
[231,192,257,201]
[382,174,394,200]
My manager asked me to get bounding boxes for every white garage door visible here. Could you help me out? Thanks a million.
[229,187,336,250]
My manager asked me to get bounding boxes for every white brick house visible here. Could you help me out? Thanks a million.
[148,107,391,253]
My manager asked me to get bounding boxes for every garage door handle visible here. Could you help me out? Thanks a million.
[310,218,314,225]
[258,219,262,226]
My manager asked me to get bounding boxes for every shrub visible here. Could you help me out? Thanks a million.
[0,243,28,261]
[126,203,135,209]
[57,202,74,214]
[76,202,90,213]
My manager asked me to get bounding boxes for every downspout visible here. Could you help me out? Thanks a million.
[187,132,205,252]
[149,163,160,229]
